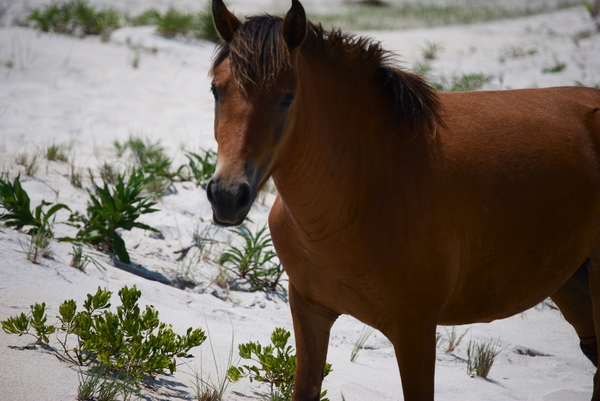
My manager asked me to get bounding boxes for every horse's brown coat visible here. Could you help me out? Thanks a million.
[207,1,600,399]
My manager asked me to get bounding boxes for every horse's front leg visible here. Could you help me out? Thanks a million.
[289,283,339,401]
[389,319,438,401]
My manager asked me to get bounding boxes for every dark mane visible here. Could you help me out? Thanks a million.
[210,15,441,135]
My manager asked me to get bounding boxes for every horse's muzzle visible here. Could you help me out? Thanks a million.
[206,177,254,226]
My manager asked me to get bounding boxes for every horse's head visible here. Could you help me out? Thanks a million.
[206,0,306,226]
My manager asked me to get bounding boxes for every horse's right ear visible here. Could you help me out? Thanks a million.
[212,0,241,42]
[283,0,307,51]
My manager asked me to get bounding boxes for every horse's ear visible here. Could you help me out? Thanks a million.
[212,0,241,42]
[282,0,307,51]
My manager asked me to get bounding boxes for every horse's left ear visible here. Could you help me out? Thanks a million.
[282,0,307,51]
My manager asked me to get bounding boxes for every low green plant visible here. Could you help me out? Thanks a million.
[183,149,217,188]
[228,327,332,401]
[466,338,502,378]
[0,175,70,237]
[218,225,284,293]
[2,286,207,385]
[350,325,375,362]
[68,170,160,264]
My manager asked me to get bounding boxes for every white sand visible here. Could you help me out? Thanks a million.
[0,1,599,400]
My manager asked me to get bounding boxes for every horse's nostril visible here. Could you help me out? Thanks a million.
[236,183,251,209]
[206,178,217,205]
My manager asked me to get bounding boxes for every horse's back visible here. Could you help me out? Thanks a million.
[434,86,600,324]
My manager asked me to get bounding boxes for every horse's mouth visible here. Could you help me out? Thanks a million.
[212,210,249,227]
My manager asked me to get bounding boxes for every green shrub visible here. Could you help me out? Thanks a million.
[67,170,160,264]
[156,7,196,38]
[219,225,284,293]
[153,3,219,42]
[2,286,206,384]
[228,327,332,401]
[28,0,121,40]
[129,8,161,26]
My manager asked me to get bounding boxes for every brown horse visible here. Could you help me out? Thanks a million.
[206,0,600,399]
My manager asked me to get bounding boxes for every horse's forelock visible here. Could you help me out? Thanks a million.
[211,15,292,92]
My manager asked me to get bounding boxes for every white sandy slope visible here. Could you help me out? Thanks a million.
[0,2,599,400]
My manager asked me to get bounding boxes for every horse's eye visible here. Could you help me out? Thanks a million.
[280,93,295,109]
[211,84,219,102]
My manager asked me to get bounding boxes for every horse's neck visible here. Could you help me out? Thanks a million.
[272,53,399,237]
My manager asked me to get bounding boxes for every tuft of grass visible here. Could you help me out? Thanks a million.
[466,339,502,378]
[444,326,468,354]
[542,62,567,74]
[25,228,53,263]
[98,161,118,185]
[350,325,375,362]
[421,41,443,60]
[69,245,106,273]
[70,164,83,188]
[46,143,69,162]
[432,73,494,92]
[77,365,133,401]
[500,45,538,61]
[16,152,40,177]
[192,322,236,401]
